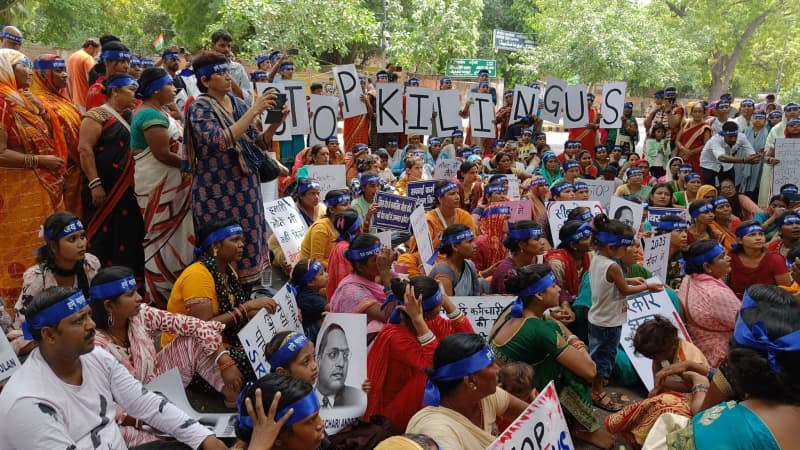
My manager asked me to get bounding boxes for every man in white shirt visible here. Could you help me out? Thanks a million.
[700,121,759,186]
[0,287,228,450]
[210,29,253,106]
[767,102,800,148]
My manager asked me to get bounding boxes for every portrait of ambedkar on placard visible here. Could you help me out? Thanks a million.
[314,324,363,408]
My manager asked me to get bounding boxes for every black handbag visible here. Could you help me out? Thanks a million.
[258,153,281,182]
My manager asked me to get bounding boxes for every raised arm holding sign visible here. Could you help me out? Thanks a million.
[333,64,367,118]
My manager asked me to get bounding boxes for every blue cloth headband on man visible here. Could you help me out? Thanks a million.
[269,332,310,370]
[141,58,155,68]
[129,56,141,67]
[22,290,88,340]
[690,202,714,219]
[269,51,283,61]
[2,31,22,44]
[250,71,268,82]
[784,102,800,112]
[478,81,489,88]
[509,271,558,318]
[439,77,451,85]
[255,54,269,65]
[777,213,800,227]
[162,51,179,61]
[594,231,634,247]
[100,50,131,62]
[195,63,229,78]
[424,346,495,406]
[733,290,800,373]
[89,275,137,300]
[653,90,665,99]
[624,102,634,109]
[280,62,294,71]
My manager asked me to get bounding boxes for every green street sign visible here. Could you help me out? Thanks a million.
[446,59,497,78]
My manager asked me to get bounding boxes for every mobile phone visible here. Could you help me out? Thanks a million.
[264,92,287,124]
[287,48,299,56]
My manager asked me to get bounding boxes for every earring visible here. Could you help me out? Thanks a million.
[213,247,218,257]
[108,313,114,328]
[471,384,477,391]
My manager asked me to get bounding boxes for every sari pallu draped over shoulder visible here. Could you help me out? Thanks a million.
[0,49,68,309]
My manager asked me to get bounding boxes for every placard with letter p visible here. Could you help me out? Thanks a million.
[333,64,366,118]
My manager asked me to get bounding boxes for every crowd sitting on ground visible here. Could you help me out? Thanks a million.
[1,25,800,450]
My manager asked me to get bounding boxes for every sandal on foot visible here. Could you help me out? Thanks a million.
[592,391,624,412]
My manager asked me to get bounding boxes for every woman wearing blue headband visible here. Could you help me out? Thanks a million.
[430,224,480,296]
[664,285,800,450]
[288,258,329,343]
[325,209,363,300]
[537,151,562,186]
[86,41,132,109]
[88,266,236,443]
[235,373,325,450]
[408,333,528,450]
[267,177,324,276]
[768,211,800,261]
[367,276,474,433]
[729,220,792,299]
[14,212,101,354]
[457,160,483,212]
[615,162,652,204]
[654,215,689,290]
[164,218,278,387]
[490,221,546,295]
[298,188,352,269]
[687,200,718,245]
[129,67,197,307]
[673,171,703,207]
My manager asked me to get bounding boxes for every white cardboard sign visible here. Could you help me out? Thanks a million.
[642,233,671,284]
[307,164,347,198]
[410,204,435,274]
[333,64,367,118]
[0,331,21,382]
[376,83,404,133]
[469,92,496,138]
[309,94,340,146]
[562,83,589,128]
[511,84,541,122]
[600,81,627,129]
[546,200,605,247]
[405,88,435,136]
[541,76,567,124]
[263,197,308,267]
[434,89,464,135]
[609,196,644,234]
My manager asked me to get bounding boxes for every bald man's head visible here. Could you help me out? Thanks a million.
[2,26,23,50]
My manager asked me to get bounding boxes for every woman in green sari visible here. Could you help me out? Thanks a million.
[490,264,615,449]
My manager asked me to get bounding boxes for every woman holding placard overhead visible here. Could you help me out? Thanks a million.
[407,333,528,450]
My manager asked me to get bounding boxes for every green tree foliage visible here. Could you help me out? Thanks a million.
[160,0,222,51]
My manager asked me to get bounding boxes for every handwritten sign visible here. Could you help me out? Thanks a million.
[642,233,671,283]
[620,283,691,391]
[497,200,531,222]
[0,330,21,382]
[772,138,800,196]
[610,196,643,233]
[307,164,346,198]
[582,179,616,209]
[263,197,308,267]
[647,207,690,225]
[407,180,438,210]
[451,295,515,340]
[433,159,462,180]
[309,94,340,146]
[600,81,627,129]
[237,283,304,378]
[376,83,404,133]
[410,204,435,274]
[546,200,604,247]
[333,64,366,118]
[373,192,416,230]
[468,92,496,138]
[507,178,521,200]
[487,381,574,450]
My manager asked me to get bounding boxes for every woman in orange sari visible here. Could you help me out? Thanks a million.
[342,77,373,152]
[31,54,83,219]
[0,49,68,310]
[675,102,711,173]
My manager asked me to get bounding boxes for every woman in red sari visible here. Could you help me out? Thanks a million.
[567,93,600,156]
[366,276,474,433]
[675,102,711,173]
[31,54,83,218]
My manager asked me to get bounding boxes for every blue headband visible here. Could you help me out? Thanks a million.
[139,74,173,99]
[100,50,131,61]
[298,180,321,195]
[594,231,635,247]
[777,214,800,227]
[408,78,420,86]
[89,275,137,300]
[457,148,472,158]
[484,183,506,195]
[733,291,800,373]
[376,71,389,80]
[325,194,351,208]
[345,242,381,261]
[690,202,714,219]
[250,71,268,82]
[713,197,729,208]
[201,225,243,249]
[783,186,799,195]
[551,183,574,197]
[440,229,474,248]
[353,144,369,154]
[335,215,362,243]
[238,386,320,431]
[719,128,738,137]
[741,99,754,106]
[195,62,229,78]
[654,91,664,99]
[424,347,495,406]
[255,54,269,65]
[162,51,179,61]
[595,145,608,153]
[280,63,294,71]
[752,111,767,119]
[574,209,593,222]
[34,59,66,71]
[129,57,141,66]
[429,138,441,145]
[478,81,489,88]
[656,220,688,231]
[360,173,381,187]
[269,332,310,370]
[508,226,543,241]
[22,290,88,340]
[439,77,451,85]
[44,219,84,242]
[106,75,138,90]
[494,140,505,148]
[452,130,464,137]
[564,223,593,245]
[481,205,511,219]
[788,118,800,127]
[2,31,22,44]
[624,102,633,109]
[736,223,763,238]
[504,90,514,98]
[768,111,783,119]
[574,182,588,192]
[686,173,701,182]
[269,51,283,61]
[299,260,324,286]
[325,136,338,144]
[563,160,580,171]
[717,102,730,109]
[626,168,643,178]
[679,164,693,173]
[664,87,677,95]
[531,177,548,187]
[509,271,557,318]
[785,103,800,112]
[435,182,457,198]
[685,243,724,267]
[542,152,557,163]
[388,288,444,324]
[140,59,155,68]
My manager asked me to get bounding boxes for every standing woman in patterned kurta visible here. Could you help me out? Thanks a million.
[130,68,195,307]
[0,49,68,310]
[184,51,277,288]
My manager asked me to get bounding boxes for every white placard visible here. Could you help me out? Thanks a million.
[376,83,404,133]
[562,83,589,128]
[0,330,21,382]
[507,178,521,200]
[315,313,368,434]
[451,296,515,340]
[772,138,800,196]
[511,84,541,122]
[609,196,644,234]
[434,90,464,135]
[145,368,233,429]
[582,179,616,209]
[281,80,310,135]
[307,164,347,198]
[468,92,496,138]
[433,159,462,180]
[309,94,340,146]
[263,197,308,267]
[487,381,574,450]
[642,233,671,284]
[237,283,304,377]
[600,81,627,129]
[174,89,189,112]
[405,87,435,136]
[620,284,692,391]
[333,64,367,118]
[181,75,199,99]
[376,230,393,248]
[547,200,605,247]
[255,82,290,141]
[410,204,435,274]
[541,76,567,124]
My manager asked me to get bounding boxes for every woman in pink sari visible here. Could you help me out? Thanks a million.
[325,208,362,299]
[677,239,740,366]
[329,233,395,340]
